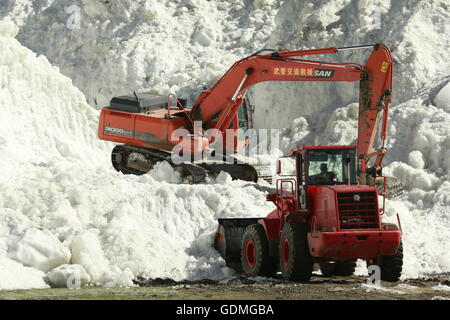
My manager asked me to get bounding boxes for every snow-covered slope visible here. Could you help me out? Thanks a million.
[252,0,450,129]
[0,20,274,289]
[0,0,449,289]
[8,0,280,109]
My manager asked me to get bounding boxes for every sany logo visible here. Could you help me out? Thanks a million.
[314,69,334,78]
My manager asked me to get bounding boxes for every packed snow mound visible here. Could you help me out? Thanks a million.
[385,99,450,176]
[433,81,450,112]
[252,0,450,129]
[280,103,359,150]
[46,264,91,288]
[8,228,71,272]
[0,20,108,170]
[7,0,280,108]
[5,0,449,128]
[0,256,49,290]
[3,0,449,128]
[0,20,275,289]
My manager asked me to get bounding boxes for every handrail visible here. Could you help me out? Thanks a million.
[276,178,297,214]
[167,93,194,130]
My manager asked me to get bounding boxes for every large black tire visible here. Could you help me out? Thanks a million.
[279,222,313,282]
[380,241,403,282]
[240,224,277,277]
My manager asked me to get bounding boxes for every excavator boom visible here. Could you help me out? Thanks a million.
[190,43,393,175]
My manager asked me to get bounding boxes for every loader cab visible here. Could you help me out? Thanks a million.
[301,146,358,186]
[284,146,358,210]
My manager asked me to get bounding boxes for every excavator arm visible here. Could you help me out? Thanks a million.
[190,43,393,176]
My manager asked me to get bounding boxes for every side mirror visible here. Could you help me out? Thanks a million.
[276,159,281,175]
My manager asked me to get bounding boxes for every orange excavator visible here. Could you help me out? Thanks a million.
[97,43,401,197]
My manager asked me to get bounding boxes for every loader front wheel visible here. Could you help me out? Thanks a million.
[380,241,403,282]
[279,222,313,282]
[241,224,277,277]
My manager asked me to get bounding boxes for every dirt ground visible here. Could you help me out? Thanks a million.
[1,274,449,300]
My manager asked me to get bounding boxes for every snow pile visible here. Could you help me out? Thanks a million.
[46,264,91,288]
[0,0,449,289]
[433,81,450,112]
[356,283,406,295]
[0,256,49,289]
[433,284,450,292]
[251,0,450,129]
[8,228,71,272]
[0,20,274,289]
[10,0,280,108]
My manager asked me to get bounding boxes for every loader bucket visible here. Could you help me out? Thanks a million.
[214,218,260,271]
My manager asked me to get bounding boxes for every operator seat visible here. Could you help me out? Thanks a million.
[312,163,337,185]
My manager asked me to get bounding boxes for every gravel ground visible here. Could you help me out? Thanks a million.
[1,274,449,300]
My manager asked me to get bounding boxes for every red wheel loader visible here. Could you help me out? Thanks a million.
[214,145,403,282]
[212,43,404,282]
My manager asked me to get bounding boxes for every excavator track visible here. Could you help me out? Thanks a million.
[111,145,272,184]
[111,145,207,184]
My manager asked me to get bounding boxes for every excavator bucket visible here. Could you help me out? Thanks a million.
[214,218,260,271]
[375,176,404,199]
[362,173,404,199]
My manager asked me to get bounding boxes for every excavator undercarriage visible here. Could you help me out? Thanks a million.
[111,144,273,184]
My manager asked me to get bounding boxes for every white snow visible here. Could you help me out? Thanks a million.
[8,228,71,273]
[46,264,91,288]
[0,0,449,289]
[433,82,450,112]
[0,256,49,290]
[355,283,406,295]
[215,172,233,185]
[408,151,425,170]
[433,284,450,292]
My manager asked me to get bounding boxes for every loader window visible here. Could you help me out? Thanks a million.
[307,149,357,185]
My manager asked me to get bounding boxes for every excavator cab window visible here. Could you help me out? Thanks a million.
[306,149,357,185]
[237,102,249,132]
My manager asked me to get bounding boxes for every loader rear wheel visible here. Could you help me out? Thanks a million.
[241,224,277,277]
[380,241,403,282]
[279,222,313,282]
